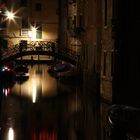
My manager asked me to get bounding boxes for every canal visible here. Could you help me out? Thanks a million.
[0,63,98,140]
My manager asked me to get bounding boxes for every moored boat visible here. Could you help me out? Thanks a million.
[14,64,29,80]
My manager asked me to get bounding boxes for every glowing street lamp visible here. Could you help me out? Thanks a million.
[5,11,15,21]
[6,11,14,20]
[28,26,37,41]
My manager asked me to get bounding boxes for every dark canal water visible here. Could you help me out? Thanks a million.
[0,63,98,140]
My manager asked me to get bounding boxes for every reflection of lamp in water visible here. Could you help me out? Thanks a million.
[32,80,37,103]
[8,128,14,140]
[2,87,10,96]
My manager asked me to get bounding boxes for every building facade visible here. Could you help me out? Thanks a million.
[66,0,114,139]
[59,0,114,139]
[0,0,58,49]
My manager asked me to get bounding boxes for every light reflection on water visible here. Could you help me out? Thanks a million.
[0,63,92,140]
[8,128,14,140]
[11,64,58,102]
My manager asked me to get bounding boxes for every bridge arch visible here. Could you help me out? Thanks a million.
[2,46,78,65]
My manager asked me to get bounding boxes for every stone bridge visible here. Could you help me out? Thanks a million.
[1,41,79,65]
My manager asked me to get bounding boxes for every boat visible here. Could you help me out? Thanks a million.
[14,64,29,81]
[48,61,78,83]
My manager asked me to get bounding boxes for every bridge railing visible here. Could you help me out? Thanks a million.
[26,41,54,51]
[2,45,19,60]
[1,41,55,59]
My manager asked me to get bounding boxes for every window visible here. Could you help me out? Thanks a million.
[103,51,107,76]
[20,0,27,7]
[72,16,76,29]
[67,16,76,30]
[21,29,28,36]
[35,3,42,11]
[67,17,72,29]
[104,0,107,26]
[68,0,76,4]
[79,15,82,27]
[22,18,28,28]
[21,18,29,36]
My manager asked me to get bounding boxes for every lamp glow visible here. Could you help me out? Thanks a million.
[6,11,15,20]
[30,26,37,40]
